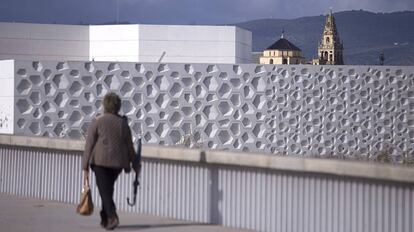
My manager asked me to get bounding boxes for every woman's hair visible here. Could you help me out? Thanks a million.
[103,92,121,114]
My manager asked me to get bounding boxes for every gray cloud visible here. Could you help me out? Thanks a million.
[0,0,413,24]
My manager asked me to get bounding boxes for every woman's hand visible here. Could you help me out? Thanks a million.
[83,170,90,187]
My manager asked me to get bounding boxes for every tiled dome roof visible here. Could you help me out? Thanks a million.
[266,38,301,51]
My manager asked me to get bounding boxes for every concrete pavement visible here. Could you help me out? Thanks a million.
[0,194,254,232]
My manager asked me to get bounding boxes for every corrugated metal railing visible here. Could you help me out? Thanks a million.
[1,142,414,232]
[0,146,211,222]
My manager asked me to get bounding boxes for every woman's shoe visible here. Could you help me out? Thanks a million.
[100,211,108,228]
[105,216,119,230]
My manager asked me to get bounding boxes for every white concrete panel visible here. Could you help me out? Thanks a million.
[91,56,139,62]
[0,22,88,41]
[139,41,235,56]
[0,97,14,134]
[28,24,88,40]
[0,54,88,61]
[0,22,252,64]
[90,41,139,57]
[235,27,252,45]
[0,79,14,97]
[89,25,139,41]
[235,27,252,63]
[89,25,139,61]
[0,60,14,79]
[29,40,89,57]
[137,25,251,63]
[0,23,89,61]
[0,23,30,38]
[138,25,237,41]
[236,45,252,63]
[0,39,32,54]
[139,55,236,64]
[15,23,85,40]
[0,60,14,130]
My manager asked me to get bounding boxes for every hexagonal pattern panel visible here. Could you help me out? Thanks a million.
[9,61,414,162]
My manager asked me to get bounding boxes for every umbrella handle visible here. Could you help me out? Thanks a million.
[127,179,139,206]
[127,197,136,206]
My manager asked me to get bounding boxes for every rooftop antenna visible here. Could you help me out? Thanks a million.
[116,0,119,24]
[379,50,385,66]
[158,51,166,63]
[281,29,285,39]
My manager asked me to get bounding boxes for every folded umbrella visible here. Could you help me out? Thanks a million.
[127,138,142,206]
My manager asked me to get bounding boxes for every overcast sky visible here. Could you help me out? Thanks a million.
[0,0,413,25]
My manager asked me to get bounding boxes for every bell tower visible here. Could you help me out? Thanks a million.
[315,9,344,65]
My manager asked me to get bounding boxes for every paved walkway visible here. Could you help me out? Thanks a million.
[0,194,253,232]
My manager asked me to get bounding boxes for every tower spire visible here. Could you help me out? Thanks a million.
[281,29,284,39]
[314,8,344,65]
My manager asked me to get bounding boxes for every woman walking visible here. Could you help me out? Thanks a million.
[82,92,135,230]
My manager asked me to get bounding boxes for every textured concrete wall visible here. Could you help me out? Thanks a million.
[4,60,414,160]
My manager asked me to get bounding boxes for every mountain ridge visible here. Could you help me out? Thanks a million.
[233,10,414,65]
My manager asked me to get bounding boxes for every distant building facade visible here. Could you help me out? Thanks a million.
[260,33,305,65]
[313,11,344,65]
[251,52,262,64]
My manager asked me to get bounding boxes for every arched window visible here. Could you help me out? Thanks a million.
[282,58,288,64]
[270,59,274,64]
[324,51,328,59]
[329,54,333,61]
[326,37,330,44]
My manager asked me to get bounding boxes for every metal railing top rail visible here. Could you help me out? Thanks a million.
[1,134,414,184]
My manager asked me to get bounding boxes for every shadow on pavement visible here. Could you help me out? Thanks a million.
[117,223,210,230]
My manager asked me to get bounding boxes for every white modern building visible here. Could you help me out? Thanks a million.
[0,22,252,64]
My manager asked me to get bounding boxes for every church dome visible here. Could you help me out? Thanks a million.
[266,38,301,51]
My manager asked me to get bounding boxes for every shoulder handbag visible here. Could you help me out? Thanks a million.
[76,185,94,216]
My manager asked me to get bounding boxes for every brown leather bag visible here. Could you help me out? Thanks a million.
[76,186,94,216]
